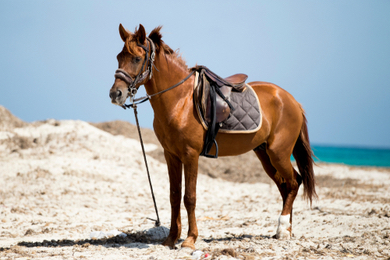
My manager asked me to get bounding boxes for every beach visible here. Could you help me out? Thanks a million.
[1,108,389,259]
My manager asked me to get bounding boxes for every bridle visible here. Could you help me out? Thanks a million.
[114,37,195,109]
[114,37,156,106]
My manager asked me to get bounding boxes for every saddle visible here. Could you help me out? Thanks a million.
[192,66,249,158]
[193,65,248,124]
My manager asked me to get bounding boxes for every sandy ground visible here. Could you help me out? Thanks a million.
[1,107,390,259]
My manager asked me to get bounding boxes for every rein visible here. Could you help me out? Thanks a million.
[114,37,195,227]
[132,103,161,227]
[122,70,195,109]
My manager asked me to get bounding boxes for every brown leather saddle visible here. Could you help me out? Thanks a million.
[193,66,248,124]
[192,66,249,158]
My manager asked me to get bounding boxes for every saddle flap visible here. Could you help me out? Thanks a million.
[198,73,231,123]
[206,85,231,123]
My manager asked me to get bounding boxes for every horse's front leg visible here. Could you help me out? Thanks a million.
[181,154,199,249]
[162,150,183,249]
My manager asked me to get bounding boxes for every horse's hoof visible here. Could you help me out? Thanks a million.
[162,238,176,249]
[179,247,193,254]
[275,214,291,240]
[275,230,291,240]
[181,240,195,250]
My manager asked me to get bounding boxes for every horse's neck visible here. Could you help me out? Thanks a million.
[145,54,193,116]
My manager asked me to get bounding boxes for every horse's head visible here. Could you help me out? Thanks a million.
[109,24,154,107]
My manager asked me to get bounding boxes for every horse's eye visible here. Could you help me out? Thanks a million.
[133,56,142,63]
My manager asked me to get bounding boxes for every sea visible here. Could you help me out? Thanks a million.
[308,145,390,168]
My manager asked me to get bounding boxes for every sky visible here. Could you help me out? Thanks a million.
[0,1,389,148]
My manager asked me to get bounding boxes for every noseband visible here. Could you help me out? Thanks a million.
[114,37,156,103]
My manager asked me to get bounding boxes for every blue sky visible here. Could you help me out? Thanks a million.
[1,1,389,148]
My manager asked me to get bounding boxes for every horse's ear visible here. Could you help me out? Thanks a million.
[135,24,146,45]
[149,26,163,46]
[119,23,130,42]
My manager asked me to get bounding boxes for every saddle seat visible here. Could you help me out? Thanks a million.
[224,73,248,87]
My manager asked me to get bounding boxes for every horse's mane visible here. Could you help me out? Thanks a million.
[148,26,188,70]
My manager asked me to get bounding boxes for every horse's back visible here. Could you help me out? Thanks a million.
[249,81,302,115]
[249,81,304,142]
[249,81,298,102]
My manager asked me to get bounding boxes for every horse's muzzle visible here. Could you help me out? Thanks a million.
[109,83,128,106]
[110,89,122,102]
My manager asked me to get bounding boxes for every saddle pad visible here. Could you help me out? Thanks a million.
[219,86,262,133]
[194,72,262,134]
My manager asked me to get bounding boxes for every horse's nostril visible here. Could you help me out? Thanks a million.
[109,90,122,100]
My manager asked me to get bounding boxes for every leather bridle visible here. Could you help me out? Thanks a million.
[114,37,195,109]
[114,37,156,104]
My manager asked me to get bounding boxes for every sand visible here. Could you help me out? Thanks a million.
[1,107,389,259]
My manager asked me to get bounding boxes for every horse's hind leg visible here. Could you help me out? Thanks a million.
[254,142,302,239]
[162,151,183,249]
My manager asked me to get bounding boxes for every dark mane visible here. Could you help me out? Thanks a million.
[148,26,188,69]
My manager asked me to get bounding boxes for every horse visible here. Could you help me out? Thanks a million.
[109,24,317,250]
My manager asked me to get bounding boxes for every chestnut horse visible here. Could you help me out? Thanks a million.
[110,24,316,249]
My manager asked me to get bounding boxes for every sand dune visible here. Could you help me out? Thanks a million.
[1,106,389,259]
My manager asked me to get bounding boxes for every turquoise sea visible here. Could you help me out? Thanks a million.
[310,145,390,168]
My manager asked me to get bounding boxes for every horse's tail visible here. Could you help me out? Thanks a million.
[292,109,317,205]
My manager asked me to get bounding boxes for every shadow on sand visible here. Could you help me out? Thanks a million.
[202,234,273,244]
[1,230,273,252]
[0,230,164,251]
